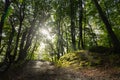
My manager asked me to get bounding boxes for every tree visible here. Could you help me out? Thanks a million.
[70,0,76,50]
[92,0,120,52]
[0,0,52,71]
[0,0,11,47]
[78,0,84,49]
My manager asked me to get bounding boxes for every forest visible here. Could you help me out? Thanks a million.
[0,0,120,80]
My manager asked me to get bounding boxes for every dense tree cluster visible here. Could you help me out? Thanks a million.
[46,0,120,60]
[0,0,51,71]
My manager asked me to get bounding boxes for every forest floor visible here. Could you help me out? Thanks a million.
[0,60,120,80]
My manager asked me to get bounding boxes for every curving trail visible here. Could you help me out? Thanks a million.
[16,60,88,80]
[1,60,120,80]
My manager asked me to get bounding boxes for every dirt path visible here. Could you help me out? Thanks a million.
[16,60,89,80]
[1,60,120,80]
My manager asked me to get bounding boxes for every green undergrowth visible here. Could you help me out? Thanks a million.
[57,50,120,69]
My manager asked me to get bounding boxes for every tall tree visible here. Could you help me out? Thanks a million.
[92,0,120,52]
[78,0,84,49]
[70,0,76,50]
[13,1,25,61]
[4,16,15,65]
[0,0,11,47]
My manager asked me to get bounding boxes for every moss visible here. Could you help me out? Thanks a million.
[58,53,80,67]
[58,51,93,68]
[58,50,120,69]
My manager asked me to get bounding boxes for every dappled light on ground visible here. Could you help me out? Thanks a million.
[1,60,120,80]
[25,60,55,72]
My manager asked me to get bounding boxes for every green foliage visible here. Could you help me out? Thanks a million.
[41,53,52,61]
[30,53,38,60]
[18,0,23,3]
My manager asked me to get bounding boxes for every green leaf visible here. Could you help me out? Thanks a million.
[19,0,23,3]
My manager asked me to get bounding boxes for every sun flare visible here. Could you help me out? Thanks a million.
[40,28,52,40]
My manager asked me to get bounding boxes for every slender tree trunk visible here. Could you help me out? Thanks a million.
[70,0,76,50]
[13,21,23,61]
[4,18,15,63]
[88,22,98,46]
[83,3,86,48]
[92,0,120,52]
[57,19,61,59]
[0,0,11,47]
[13,3,25,61]
[17,29,28,61]
[78,0,84,49]
[65,25,69,53]
[29,40,38,60]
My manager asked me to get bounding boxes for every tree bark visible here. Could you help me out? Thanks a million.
[0,0,11,47]
[70,0,76,50]
[13,3,25,61]
[4,17,15,64]
[78,0,84,49]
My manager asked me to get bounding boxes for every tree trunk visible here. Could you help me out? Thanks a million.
[88,22,98,46]
[0,0,11,47]
[92,0,120,52]
[56,19,61,59]
[70,0,76,50]
[13,4,25,61]
[17,19,36,62]
[78,0,84,49]
[4,18,15,64]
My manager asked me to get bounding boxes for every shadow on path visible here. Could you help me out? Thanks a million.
[17,60,88,80]
[0,60,120,80]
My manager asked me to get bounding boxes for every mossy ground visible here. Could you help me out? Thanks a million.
[58,50,120,69]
